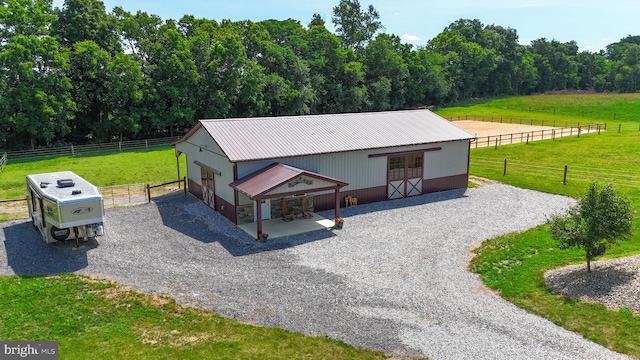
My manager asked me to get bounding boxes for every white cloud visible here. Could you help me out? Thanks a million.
[402,33,420,41]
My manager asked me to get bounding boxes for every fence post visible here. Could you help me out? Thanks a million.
[503,159,507,176]
[183,176,187,195]
[552,129,555,140]
[526,133,529,144]
[494,138,498,149]
[119,141,122,152]
[578,126,581,138]
[71,145,75,156]
[146,184,151,203]
[145,139,148,149]
[618,124,621,133]
[563,165,568,185]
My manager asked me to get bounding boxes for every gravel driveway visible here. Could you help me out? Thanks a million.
[0,184,629,359]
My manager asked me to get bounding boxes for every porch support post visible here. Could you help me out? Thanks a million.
[176,155,181,188]
[334,186,340,219]
[256,198,262,239]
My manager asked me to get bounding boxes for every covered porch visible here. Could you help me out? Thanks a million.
[237,214,337,239]
[230,163,348,240]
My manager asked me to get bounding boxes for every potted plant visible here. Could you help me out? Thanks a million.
[334,217,344,229]
[258,232,269,242]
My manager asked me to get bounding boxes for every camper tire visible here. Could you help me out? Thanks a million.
[50,226,71,241]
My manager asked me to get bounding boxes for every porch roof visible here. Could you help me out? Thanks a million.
[229,163,348,199]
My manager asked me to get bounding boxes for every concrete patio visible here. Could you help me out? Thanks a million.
[237,213,337,239]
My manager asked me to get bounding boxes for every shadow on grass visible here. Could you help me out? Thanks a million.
[2,221,99,275]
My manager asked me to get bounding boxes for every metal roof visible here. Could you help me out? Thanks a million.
[230,163,348,199]
[189,109,475,162]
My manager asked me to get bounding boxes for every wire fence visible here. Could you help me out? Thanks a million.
[471,157,640,189]
[0,178,186,220]
[0,152,6,172]
[3,136,180,162]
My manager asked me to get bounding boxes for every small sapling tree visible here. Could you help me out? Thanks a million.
[547,181,634,272]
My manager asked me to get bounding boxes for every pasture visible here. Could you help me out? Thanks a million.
[444,94,640,358]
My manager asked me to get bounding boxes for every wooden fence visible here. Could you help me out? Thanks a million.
[4,136,180,162]
[442,115,605,130]
[472,124,602,148]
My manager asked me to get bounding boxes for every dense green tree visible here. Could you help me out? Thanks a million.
[575,51,607,90]
[548,182,634,272]
[428,29,496,100]
[605,35,640,61]
[331,0,383,52]
[4,0,640,151]
[66,40,110,142]
[304,25,367,113]
[402,47,450,106]
[362,34,408,110]
[1,0,76,149]
[308,13,325,28]
[52,0,120,53]
[530,38,579,92]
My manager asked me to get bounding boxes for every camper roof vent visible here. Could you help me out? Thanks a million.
[71,189,82,195]
[57,179,75,188]
[40,182,50,188]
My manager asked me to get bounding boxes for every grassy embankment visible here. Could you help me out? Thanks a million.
[437,93,640,358]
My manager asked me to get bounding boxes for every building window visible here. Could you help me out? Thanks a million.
[201,168,215,188]
[389,156,405,181]
[407,154,423,178]
[388,154,423,181]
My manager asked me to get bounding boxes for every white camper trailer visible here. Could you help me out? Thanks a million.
[26,171,105,244]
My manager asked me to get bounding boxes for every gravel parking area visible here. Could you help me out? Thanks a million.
[0,184,630,359]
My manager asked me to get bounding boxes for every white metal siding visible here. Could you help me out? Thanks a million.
[175,127,235,205]
[238,141,467,192]
[423,140,469,180]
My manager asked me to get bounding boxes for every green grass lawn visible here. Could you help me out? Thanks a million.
[0,275,386,360]
[436,93,640,358]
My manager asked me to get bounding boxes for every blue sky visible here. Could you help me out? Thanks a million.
[52,0,639,52]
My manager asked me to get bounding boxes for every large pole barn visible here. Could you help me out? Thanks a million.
[173,110,475,238]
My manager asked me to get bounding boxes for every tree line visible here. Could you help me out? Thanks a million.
[2,0,640,150]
